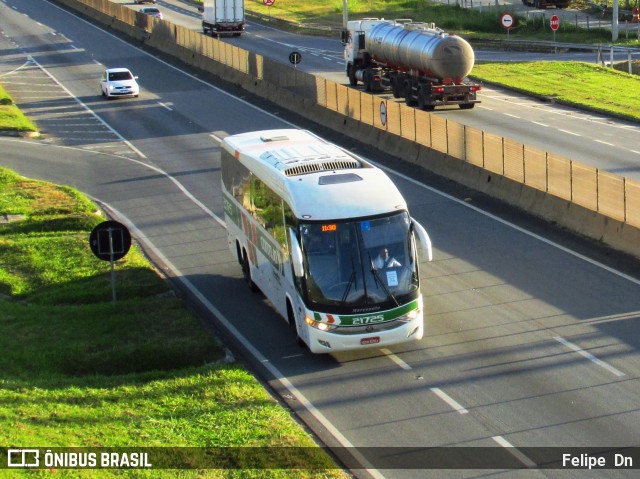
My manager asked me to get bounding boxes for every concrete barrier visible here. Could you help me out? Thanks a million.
[46,0,640,259]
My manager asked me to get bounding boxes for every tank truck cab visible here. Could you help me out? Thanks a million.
[343,18,386,88]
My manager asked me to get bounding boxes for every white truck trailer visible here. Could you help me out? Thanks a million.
[201,0,244,37]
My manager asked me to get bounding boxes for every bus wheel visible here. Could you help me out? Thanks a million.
[287,302,306,347]
[242,251,259,293]
[286,302,296,328]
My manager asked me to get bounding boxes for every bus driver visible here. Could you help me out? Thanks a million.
[373,247,401,269]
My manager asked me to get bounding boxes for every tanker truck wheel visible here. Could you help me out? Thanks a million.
[459,104,475,110]
[391,78,401,98]
[347,65,358,87]
[404,81,417,107]
[363,71,372,92]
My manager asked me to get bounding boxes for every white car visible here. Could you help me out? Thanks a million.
[139,6,163,19]
[100,68,139,99]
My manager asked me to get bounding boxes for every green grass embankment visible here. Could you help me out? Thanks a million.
[0,167,345,478]
[471,61,640,122]
[0,86,37,133]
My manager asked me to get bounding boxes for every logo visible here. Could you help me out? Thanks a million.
[8,449,39,467]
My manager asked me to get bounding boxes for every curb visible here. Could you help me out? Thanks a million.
[0,130,40,138]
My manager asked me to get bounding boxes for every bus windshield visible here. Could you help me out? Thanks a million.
[299,211,419,313]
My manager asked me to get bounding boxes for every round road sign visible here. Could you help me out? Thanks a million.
[501,13,514,30]
[550,15,560,31]
[263,0,275,6]
[289,51,302,65]
[89,220,132,262]
[380,101,387,127]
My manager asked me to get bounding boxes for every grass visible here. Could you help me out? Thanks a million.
[0,167,346,478]
[234,0,640,121]
[0,85,37,132]
[238,0,639,45]
[471,61,640,121]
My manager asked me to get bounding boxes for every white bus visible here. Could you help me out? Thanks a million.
[221,129,433,354]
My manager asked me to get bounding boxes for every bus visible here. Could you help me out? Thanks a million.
[221,129,433,353]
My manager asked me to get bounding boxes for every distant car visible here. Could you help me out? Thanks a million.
[134,0,156,4]
[139,6,163,19]
[100,68,139,99]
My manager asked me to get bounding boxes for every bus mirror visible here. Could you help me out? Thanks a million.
[289,228,304,277]
[411,218,433,262]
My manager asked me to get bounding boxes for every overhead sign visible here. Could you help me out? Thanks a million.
[289,51,302,65]
[501,13,514,30]
[550,15,560,31]
[89,220,131,262]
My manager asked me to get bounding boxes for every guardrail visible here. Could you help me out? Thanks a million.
[47,0,640,257]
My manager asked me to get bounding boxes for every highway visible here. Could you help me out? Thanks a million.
[1,1,640,478]
[124,0,640,180]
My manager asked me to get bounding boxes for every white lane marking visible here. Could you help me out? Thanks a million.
[594,139,614,146]
[158,102,173,111]
[39,1,298,128]
[559,129,581,136]
[430,388,469,415]
[531,121,548,127]
[95,202,385,479]
[380,348,412,370]
[376,163,640,288]
[484,92,635,134]
[380,351,470,415]
[492,436,536,468]
[0,138,226,228]
[504,113,520,119]
[554,336,625,377]
[26,56,147,159]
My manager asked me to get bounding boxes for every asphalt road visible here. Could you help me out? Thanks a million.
[2,1,640,478]
[118,0,640,182]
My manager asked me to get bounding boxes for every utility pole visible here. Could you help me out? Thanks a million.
[612,0,619,41]
[342,0,348,29]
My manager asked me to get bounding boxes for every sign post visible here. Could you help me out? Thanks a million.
[263,0,275,20]
[501,13,514,40]
[89,220,132,304]
[289,51,302,67]
[550,15,560,51]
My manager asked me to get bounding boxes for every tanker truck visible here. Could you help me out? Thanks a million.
[342,19,481,110]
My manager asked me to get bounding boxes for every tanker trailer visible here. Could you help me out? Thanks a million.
[342,19,481,110]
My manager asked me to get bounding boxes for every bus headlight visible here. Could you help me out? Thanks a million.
[305,316,338,331]
[401,308,421,322]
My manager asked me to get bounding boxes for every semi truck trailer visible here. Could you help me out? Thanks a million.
[342,19,481,110]
[201,0,244,36]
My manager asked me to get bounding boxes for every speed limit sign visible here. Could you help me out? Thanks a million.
[264,0,275,5]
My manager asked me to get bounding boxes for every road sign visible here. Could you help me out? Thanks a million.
[289,51,302,65]
[380,101,387,127]
[501,13,514,30]
[89,220,131,304]
[550,15,560,31]
[263,0,275,5]
[89,220,131,262]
